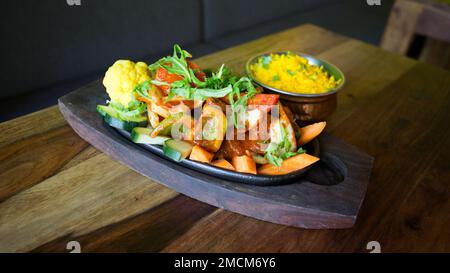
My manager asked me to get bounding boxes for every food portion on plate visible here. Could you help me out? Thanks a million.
[96,45,326,176]
[248,52,341,94]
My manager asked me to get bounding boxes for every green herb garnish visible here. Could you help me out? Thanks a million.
[261,55,272,69]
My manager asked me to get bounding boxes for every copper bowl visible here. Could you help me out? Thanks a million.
[246,52,345,124]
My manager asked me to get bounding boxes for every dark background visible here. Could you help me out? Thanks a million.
[0,0,394,122]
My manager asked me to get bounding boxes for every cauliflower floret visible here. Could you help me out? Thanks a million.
[102,60,151,107]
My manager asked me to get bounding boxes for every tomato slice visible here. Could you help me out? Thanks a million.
[248,94,279,105]
[164,98,195,109]
[187,60,206,82]
[155,67,183,93]
[154,61,205,93]
[248,94,280,113]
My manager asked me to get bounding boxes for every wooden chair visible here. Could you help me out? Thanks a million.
[381,0,450,69]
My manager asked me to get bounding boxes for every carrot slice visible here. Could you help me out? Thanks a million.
[232,155,257,175]
[298,121,326,145]
[155,67,183,93]
[258,153,319,175]
[211,159,235,170]
[189,145,214,163]
[187,60,206,82]
[137,96,152,104]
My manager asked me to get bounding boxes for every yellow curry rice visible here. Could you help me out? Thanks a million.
[250,52,340,94]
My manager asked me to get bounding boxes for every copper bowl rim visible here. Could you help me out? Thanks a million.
[245,51,346,98]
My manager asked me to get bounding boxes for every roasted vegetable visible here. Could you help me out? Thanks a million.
[211,159,235,170]
[232,155,257,174]
[258,153,319,175]
[147,105,160,128]
[195,99,227,152]
[189,145,214,163]
[298,121,326,145]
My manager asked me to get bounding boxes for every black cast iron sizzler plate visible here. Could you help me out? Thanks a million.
[115,127,320,186]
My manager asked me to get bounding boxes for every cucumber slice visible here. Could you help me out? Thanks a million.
[97,105,116,118]
[130,127,170,145]
[104,115,147,132]
[163,139,193,162]
[163,145,182,162]
[97,105,147,131]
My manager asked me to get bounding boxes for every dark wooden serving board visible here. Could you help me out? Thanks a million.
[58,80,374,229]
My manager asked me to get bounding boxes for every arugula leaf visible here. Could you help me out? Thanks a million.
[133,80,152,98]
[149,44,206,88]
[228,77,257,128]
[150,80,169,86]
[194,85,233,100]
[169,85,233,101]
[156,62,256,128]
[147,45,257,129]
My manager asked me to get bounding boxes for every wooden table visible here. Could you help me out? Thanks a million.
[1,24,449,253]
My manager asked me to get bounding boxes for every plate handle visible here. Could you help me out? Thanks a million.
[304,152,347,185]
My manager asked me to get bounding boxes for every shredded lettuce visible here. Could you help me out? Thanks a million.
[108,100,147,121]
[264,125,306,167]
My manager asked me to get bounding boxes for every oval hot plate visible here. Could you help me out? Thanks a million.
[115,128,320,186]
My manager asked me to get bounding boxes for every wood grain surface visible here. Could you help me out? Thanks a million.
[0,24,449,252]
